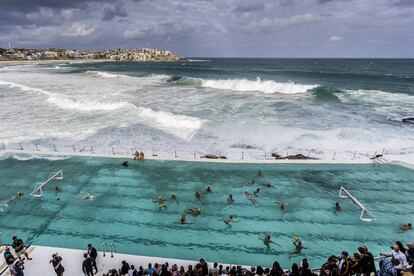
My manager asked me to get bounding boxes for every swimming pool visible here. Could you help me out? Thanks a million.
[1,155,413,268]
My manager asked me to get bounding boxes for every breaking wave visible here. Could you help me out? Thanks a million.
[87,70,119,78]
[167,76,319,94]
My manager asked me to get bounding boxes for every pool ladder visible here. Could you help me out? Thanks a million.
[102,241,116,258]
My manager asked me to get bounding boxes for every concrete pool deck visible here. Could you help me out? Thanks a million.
[2,148,414,170]
[0,245,248,276]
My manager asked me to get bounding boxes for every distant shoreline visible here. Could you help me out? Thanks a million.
[0,59,177,66]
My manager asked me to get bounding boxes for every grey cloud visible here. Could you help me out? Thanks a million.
[102,2,128,21]
[233,3,265,13]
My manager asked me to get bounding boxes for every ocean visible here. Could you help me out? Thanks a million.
[0,59,413,159]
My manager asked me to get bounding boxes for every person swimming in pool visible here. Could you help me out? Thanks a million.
[171,193,178,202]
[81,193,95,200]
[263,234,278,246]
[250,179,256,185]
[122,161,128,167]
[257,170,263,177]
[153,196,167,211]
[205,186,212,193]
[227,194,234,204]
[224,215,234,225]
[276,201,288,210]
[195,191,202,201]
[5,192,23,204]
[290,236,306,256]
[253,188,260,196]
[334,202,342,214]
[54,185,62,200]
[400,223,412,231]
[186,208,201,216]
[243,191,257,205]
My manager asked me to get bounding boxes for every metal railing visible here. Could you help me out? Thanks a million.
[1,142,414,163]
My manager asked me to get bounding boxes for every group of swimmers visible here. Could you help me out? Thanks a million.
[133,151,145,160]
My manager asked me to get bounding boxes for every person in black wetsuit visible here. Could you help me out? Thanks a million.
[87,244,98,273]
[82,253,94,276]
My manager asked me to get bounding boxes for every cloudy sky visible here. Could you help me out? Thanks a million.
[1,0,413,57]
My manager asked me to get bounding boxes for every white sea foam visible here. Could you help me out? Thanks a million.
[87,70,119,78]
[134,106,204,140]
[0,152,69,161]
[201,77,319,94]
[46,95,130,111]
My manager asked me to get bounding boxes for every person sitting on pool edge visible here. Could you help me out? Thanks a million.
[133,151,140,160]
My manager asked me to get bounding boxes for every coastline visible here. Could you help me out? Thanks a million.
[0,59,128,66]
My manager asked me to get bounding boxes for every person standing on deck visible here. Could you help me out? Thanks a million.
[87,244,98,273]
[51,253,65,276]
[82,253,95,276]
[12,236,32,261]
[13,260,25,276]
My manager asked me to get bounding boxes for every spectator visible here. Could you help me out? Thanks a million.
[379,258,399,276]
[395,242,407,256]
[255,266,264,276]
[299,259,314,276]
[160,264,170,276]
[290,263,300,276]
[380,244,407,274]
[209,263,219,276]
[12,236,32,261]
[358,246,376,276]
[129,265,138,276]
[171,264,179,276]
[87,244,98,273]
[270,262,284,276]
[51,253,65,276]
[320,256,339,276]
[4,247,16,273]
[179,266,185,276]
[338,251,351,276]
[82,253,94,276]
[218,265,224,275]
[406,243,414,264]
[185,265,194,276]
[350,253,361,276]
[120,260,130,276]
[138,266,144,276]
[199,259,208,276]
[154,263,160,276]
[147,263,154,276]
[13,260,25,276]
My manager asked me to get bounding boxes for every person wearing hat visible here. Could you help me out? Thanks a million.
[338,251,351,276]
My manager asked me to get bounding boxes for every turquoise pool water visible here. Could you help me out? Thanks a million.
[1,155,414,268]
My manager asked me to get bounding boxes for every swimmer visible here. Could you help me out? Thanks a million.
[54,185,62,200]
[157,196,167,211]
[400,223,412,231]
[5,192,23,204]
[122,161,128,167]
[171,193,178,202]
[243,191,257,205]
[81,193,95,200]
[257,170,264,177]
[186,208,201,217]
[276,201,288,211]
[227,194,234,204]
[262,234,278,246]
[195,191,202,201]
[224,215,234,225]
[290,237,306,255]
[175,211,192,224]
[334,202,341,214]
[253,188,260,196]
[250,179,256,185]
[205,186,212,193]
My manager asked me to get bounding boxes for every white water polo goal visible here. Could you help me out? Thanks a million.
[339,186,376,222]
[30,170,63,198]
